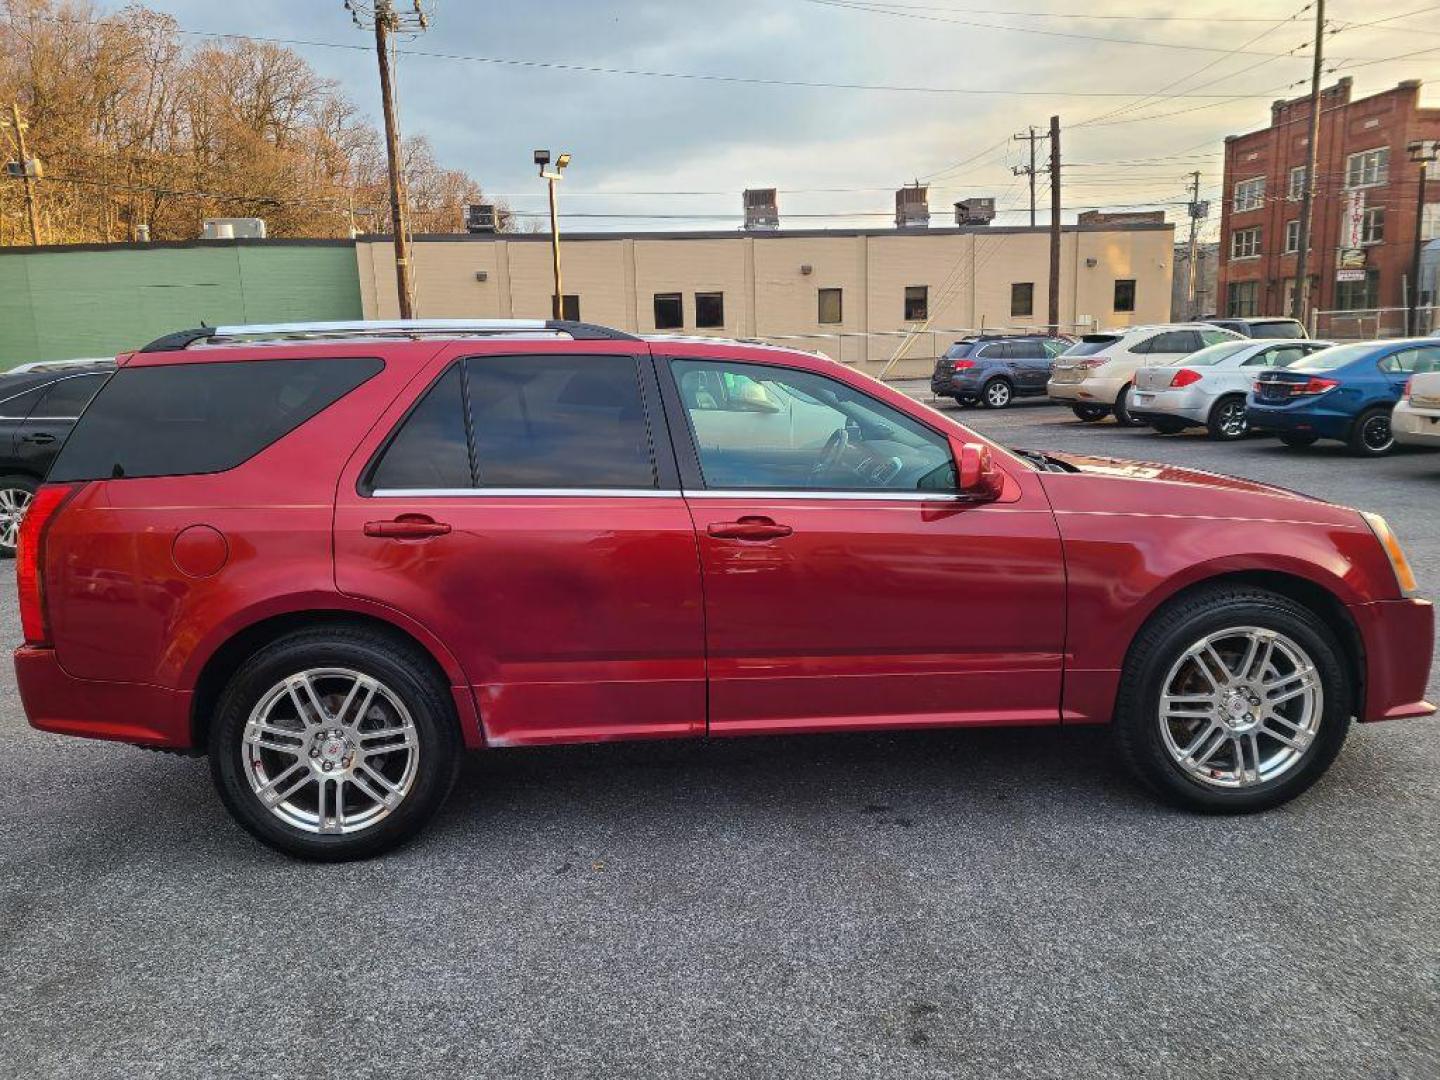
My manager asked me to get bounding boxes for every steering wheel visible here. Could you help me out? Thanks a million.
[812,427,850,476]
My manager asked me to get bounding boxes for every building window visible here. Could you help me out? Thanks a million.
[817,287,842,324]
[1335,270,1380,311]
[1231,226,1262,260]
[1360,206,1385,245]
[1227,281,1260,318]
[904,285,928,321]
[1287,166,1306,201]
[1345,147,1389,188]
[1010,282,1034,318]
[1284,220,1300,253]
[551,294,580,321]
[1424,202,1440,241]
[1233,176,1266,212]
[1282,277,1316,315]
[1113,279,1136,313]
[695,292,725,328]
[653,292,683,330]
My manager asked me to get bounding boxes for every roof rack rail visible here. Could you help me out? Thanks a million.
[137,318,639,352]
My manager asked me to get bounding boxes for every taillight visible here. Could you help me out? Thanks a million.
[1170,369,1202,388]
[1294,377,1338,395]
[951,359,976,370]
[17,483,78,646]
[1402,377,1413,401]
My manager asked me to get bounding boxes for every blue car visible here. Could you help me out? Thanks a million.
[1247,338,1440,456]
[930,334,1069,409]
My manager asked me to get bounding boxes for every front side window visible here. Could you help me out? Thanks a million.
[1114,279,1136,312]
[818,287,843,324]
[654,293,683,330]
[1233,176,1265,212]
[904,285,928,321]
[673,359,953,492]
[51,357,382,482]
[1011,282,1034,318]
[695,292,725,329]
[1231,227,1261,259]
[1346,147,1389,188]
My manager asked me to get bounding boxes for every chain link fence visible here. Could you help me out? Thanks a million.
[1312,307,1437,340]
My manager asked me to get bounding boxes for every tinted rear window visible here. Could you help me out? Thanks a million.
[1065,336,1120,357]
[1248,321,1306,339]
[50,357,382,481]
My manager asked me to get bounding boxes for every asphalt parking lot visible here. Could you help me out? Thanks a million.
[2,396,1437,1080]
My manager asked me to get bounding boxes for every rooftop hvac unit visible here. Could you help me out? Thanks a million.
[201,217,267,240]
[954,198,995,226]
[465,203,497,233]
[743,188,779,231]
[895,184,930,228]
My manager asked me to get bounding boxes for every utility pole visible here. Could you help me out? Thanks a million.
[1408,139,1439,336]
[347,0,427,319]
[3,104,43,246]
[1012,126,1047,228]
[1184,171,1206,318]
[1291,0,1325,323]
[1048,115,1061,335]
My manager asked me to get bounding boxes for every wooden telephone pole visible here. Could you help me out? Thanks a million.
[1291,0,1325,323]
[1048,115,1061,335]
[3,104,43,246]
[347,0,428,318]
[1012,126,1048,228]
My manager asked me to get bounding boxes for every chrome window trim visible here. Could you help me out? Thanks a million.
[371,486,969,502]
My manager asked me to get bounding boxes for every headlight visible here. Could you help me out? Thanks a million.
[1362,512,1419,596]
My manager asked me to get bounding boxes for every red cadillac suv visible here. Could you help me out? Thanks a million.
[15,320,1435,860]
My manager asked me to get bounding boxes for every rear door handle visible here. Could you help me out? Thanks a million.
[21,433,55,444]
[363,514,452,539]
[707,516,793,541]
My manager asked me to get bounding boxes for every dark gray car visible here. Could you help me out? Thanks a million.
[930,335,1070,408]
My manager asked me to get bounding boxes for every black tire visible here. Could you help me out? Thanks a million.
[980,378,1014,409]
[1112,384,1147,427]
[1207,395,1249,441]
[1278,432,1318,448]
[0,474,37,558]
[209,626,462,861]
[1071,403,1107,423]
[1347,405,1395,457]
[1150,417,1187,435]
[1113,585,1351,813]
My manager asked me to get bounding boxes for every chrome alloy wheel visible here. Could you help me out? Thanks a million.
[1158,627,1323,789]
[985,380,1012,407]
[0,487,33,552]
[1216,399,1247,438]
[241,668,419,835]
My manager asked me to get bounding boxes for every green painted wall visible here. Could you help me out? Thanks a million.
[0,241,362,367]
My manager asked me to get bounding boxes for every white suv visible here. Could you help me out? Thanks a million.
[1394,369,1440,448]
[1047,324,1244,425]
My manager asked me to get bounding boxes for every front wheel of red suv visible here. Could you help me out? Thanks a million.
[209,627,461,860]
[1113,586,1350,813]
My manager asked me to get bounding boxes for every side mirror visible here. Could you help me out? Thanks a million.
[950,437,1004,501]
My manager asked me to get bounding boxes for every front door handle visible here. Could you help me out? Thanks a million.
[363,514,452,539]
[21,432,56,444]
[707,516,793,541]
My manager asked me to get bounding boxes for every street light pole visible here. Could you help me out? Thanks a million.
[535,150,571,320]
[1407,139,1439,336]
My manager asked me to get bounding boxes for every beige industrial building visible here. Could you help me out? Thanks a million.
[355,220,1175,376]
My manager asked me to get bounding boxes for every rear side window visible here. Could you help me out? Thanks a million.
[0,385,47,419]
[370,354,657,491]
[34,373,108,419]
[1065,336,1119,357]
[50,357,381,482]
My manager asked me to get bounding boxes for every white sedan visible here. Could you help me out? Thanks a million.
[1394,370,1440,448]
[1127,339,1335,440]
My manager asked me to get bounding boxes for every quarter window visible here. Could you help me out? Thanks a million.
[673,359,954,492]
[1346,147,1389,188]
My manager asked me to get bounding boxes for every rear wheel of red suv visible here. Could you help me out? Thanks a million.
[209,626,461,860]
[1113,585,1350,813]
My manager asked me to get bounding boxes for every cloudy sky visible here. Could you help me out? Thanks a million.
[95,0,1440,235]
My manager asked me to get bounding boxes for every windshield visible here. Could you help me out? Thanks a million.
[1177,341,1253,367]
[1290,342,1377,372]
[1064,335,1119,357]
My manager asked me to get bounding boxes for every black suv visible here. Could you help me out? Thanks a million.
[930,334,1070,408]
[0,361,113,555]
[1203,317,1308,340]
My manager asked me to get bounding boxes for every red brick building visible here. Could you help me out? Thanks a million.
[1217,77,1440,332]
